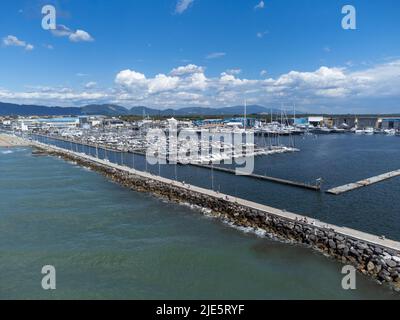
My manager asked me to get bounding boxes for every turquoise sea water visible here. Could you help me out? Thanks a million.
[0,140,399,299]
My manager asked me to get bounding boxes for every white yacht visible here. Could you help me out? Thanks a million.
[384,129,396,136]
[364,127,374,135]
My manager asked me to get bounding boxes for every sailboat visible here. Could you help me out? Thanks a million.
[244,99,247,132]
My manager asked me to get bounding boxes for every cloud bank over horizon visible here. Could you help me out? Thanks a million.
[1,59,400,114]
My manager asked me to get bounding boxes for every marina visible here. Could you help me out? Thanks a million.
[1,127,400,298]
[31,133,318,191]
[2,0,400,302]
[1,116,400,297]
[5,130,398,238]
[22,132,400,237]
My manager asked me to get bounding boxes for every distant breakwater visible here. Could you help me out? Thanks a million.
[33,142,400,292]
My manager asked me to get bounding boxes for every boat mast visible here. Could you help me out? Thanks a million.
[293,103,296,124]
[244,99,247,131]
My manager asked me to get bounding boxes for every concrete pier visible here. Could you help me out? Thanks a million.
[190,163,321,191]
[30,140,400,289]
[327,170,400,195]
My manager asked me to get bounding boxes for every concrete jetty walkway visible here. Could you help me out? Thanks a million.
[32,140,400,253]
[327,170,400,195]
[190,163,321,191]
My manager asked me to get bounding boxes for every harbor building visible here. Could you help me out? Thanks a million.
[15,117,80,131]
[0,119,12,131]
[355,116,379,129]
[308,116,324,127]
[379,118,400,130]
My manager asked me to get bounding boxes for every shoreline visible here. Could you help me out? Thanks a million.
[0,134,31,147]
[30,140,400,292]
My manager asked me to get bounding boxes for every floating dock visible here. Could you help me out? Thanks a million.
[327,170,400,195]
[190,163,321,191]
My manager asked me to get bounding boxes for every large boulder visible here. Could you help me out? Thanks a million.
[386,259,397,268]
[367,261,375,273]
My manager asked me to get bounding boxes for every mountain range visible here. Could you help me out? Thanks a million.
[0,102,282,117]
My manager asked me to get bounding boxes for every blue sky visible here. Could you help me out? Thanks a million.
[0,0,400,113]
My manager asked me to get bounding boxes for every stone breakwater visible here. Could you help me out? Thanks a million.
[35,143,400,291]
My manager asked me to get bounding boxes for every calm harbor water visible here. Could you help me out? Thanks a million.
[1,134,399,299]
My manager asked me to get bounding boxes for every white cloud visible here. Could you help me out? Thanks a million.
[206,52,226,59]
[169,64,208,90]
[257,30,269,38]
[25,44,34,51]
[225,69,242,75]
[148,74,180,93]
[170,64,204,76]
[176,92,202,101]
[3,35,25,47]
[260,70,268,77]
[219,72,253,86]
[2,35,34,51]
[51,25,72,37]
[254,1,265,10]
[175,0,194,14]
[51,25,94,42]
[0,87,108,105]
[115,69,147,87]
[2,60,400,113]
[69,30,94,42]
[85,82,97,89]
[111,60,400,111]
[115,69,179,94]
[187,72,208,90]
